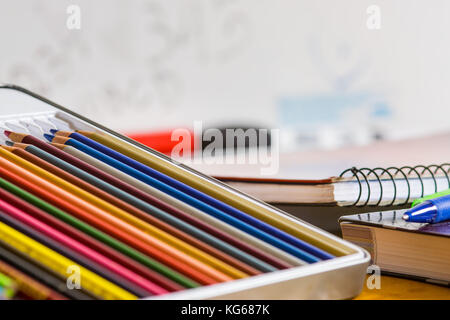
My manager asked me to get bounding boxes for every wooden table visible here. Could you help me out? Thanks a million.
[355,275,450,300]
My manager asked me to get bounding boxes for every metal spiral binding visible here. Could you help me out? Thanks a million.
[339,163,450,206]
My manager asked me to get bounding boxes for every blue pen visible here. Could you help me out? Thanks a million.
[48,130,334,260]
[44,134,320,263]
[403,194,450,223]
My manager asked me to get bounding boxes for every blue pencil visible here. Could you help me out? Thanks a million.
[49,130,334,261]
[45,134,321,263]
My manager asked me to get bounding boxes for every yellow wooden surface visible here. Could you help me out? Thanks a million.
[355,275,450,300]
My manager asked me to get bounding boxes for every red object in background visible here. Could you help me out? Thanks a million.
[126,129,195,155]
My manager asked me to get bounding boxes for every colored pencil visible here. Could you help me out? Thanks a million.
[0,156,222,285]
[0,259,67,300]
[0,200,153,297]
[0,220,137,300]
[51,131,330,260]
[74,130,352,257]
[47,136,318,263]
[7,145,267,274]
[0,177,195,290]
[0,186,173,294]
[0,147,238,282]
[55,144,302,268]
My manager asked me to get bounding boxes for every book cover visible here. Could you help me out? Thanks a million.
[340,209,450,238]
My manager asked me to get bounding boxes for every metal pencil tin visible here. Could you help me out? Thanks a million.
[0,84,370,299]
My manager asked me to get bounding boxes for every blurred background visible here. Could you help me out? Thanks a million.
[1,0,450,153]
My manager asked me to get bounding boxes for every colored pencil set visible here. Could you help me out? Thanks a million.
[0,127,345,300]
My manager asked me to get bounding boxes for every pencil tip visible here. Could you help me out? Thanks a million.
[5,141,13,146]
[43,133,54,142]
[49,129,58,134]
[4,130,11,137]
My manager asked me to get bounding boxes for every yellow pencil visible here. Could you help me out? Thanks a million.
[78,130,353,256]
[0,220,136,300]
[0,147,243,281]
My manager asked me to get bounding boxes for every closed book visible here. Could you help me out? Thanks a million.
[340,209,450,285]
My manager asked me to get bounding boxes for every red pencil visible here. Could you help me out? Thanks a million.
[0,186,182,292]
[5,131,291,270]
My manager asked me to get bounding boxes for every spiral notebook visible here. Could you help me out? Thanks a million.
[218,166,450,206]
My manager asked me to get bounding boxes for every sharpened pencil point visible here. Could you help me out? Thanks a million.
[3,130,11,137]
[49,129,58,134]
[5,141,13,146]
[43,133,54,142]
